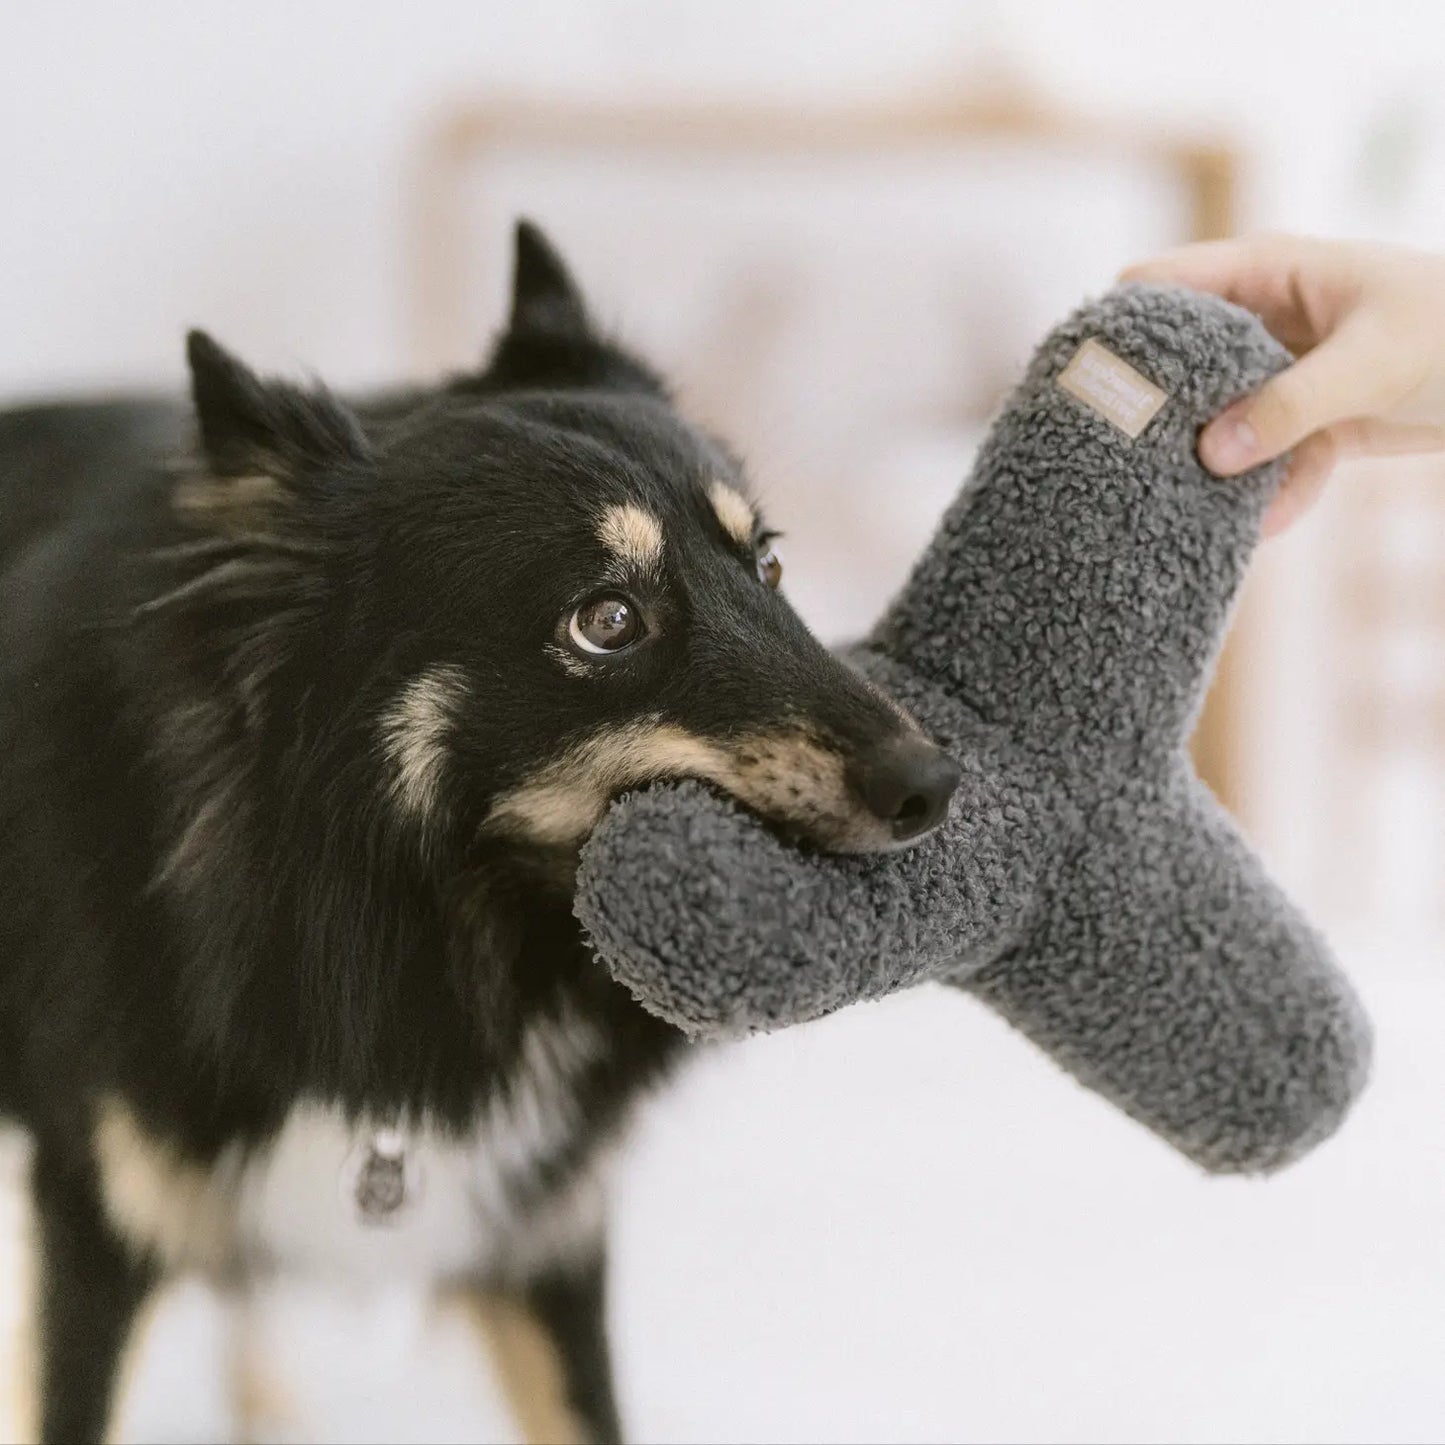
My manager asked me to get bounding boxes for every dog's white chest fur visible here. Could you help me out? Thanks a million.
[93,1013,608,1285]
[236,1108,514,1283]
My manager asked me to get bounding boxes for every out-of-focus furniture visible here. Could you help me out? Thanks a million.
[1326,455,1445,916]
[408,80,1252,814]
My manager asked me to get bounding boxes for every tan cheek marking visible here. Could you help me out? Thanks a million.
[708,480,756,547]
[486,722,735,845]
[92,1099,242,1275]
[595,503,663,574]
[486,722,899,853]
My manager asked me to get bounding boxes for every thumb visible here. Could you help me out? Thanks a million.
[1198,315,1394,475]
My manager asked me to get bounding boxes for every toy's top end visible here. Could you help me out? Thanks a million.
[870,284,1293,752]
[1042,283,1291,422]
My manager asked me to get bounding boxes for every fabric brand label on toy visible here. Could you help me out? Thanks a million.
[1056,338,1167,438]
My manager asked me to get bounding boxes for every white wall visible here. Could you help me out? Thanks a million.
[7,0,1445,397]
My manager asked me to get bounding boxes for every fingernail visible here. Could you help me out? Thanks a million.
[1199,413,1259,475]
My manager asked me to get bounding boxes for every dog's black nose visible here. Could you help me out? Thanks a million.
[850,735,961,842]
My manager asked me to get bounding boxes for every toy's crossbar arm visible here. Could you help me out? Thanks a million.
[960,771,1371,1174]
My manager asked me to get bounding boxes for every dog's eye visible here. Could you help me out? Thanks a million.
[569,594,643,655]
[756,542,783,589]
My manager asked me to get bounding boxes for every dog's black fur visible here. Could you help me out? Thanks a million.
[0,223,957,1442]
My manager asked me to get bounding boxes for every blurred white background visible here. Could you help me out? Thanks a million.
[2,2,1443,1441]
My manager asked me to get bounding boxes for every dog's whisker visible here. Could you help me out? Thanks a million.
[149,534,325,565]
[132,557,303,618]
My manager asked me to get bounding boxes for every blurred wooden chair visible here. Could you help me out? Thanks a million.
[408,77,1254,814]
[1325,456,1445,917]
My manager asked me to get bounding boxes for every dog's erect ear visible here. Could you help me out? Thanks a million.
[457,220,665,397]
[508,220,591,339]
[186,330,370,479]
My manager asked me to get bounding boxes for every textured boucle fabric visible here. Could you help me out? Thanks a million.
[575,285,1372,1174]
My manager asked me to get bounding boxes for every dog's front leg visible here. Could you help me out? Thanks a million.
[521,1251,621,1445]
[450,1246,621,1445]
[27,1142,156,1445]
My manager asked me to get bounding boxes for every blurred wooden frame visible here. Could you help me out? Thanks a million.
[409,87,1250,815]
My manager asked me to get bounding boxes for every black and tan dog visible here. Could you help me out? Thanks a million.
[0,222,959,1442]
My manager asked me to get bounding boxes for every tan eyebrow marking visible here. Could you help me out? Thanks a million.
[708,480,756,547]
[596,503,664,572]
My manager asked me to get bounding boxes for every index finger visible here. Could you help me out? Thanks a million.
[1119,238,1263,298]
[1119,237,1326,354]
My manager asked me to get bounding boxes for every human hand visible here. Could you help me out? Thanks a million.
[1121,234,1445,535]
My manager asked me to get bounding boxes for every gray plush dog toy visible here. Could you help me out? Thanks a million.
[576,284,1372,1174]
